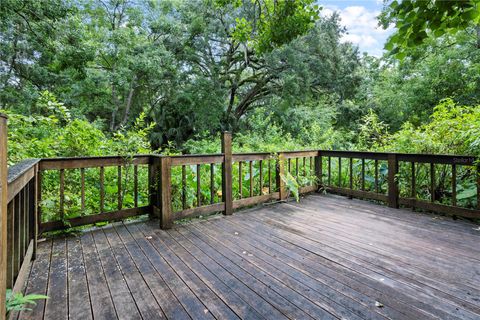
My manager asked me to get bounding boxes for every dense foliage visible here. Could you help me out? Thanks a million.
[1,0,479,218]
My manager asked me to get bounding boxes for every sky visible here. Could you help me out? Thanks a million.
[318,0,394,57]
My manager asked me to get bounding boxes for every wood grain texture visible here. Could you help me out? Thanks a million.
[21,194,480,320]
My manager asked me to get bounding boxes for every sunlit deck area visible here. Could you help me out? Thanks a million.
[18,194,480,320]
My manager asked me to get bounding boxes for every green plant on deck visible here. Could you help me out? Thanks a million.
[6,289,48,317]
[281,172,300,202]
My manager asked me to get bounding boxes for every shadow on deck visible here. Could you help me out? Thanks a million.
[18,194,480,320]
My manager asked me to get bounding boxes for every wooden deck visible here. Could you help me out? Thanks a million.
[18,194,480,320]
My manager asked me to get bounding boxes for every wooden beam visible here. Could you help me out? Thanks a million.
[221,132,233,215]
[160,157,173,229]
[0,114,7,320]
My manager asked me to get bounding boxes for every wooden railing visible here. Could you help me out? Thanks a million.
[1,121,480,318]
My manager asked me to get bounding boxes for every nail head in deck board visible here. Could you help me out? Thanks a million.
[221,132,233,216]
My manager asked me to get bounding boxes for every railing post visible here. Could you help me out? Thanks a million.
[0,114,8,320]
[315,151,322,190]
[277,153,286,200]
[388,154,399,208]
[221,132,233,215]
[159,156,173,229]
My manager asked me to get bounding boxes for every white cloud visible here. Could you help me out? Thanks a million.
[320,4,394,57]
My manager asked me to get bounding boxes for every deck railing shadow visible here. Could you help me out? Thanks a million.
[1,116,479,318]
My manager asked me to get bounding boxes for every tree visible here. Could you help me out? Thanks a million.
[380,0,480,59]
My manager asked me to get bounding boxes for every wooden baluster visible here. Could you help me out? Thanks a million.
[269,159,273,194]
[328,156,331,186]
[303,157,306,179]
[6,202,13,288]
[18,191,24,264]
[22,188,27,257]
[338,157,342,187]
[477,164,480,210]
[210,163,215,204]
[196,164,201,207]
[430,163,435,203]
[159,157,173,228]
[288,158,291,174]
[181,165,186,210]
[80,168,85,212]
[13,195,20,280]
[451,164,456,207]
[315,153,322,188]
[277,153,286,200]
[133,165,138,208]
[60,169,65,221]
[259,160,263,195]
[387,154,399,208]
[117,166,122,210]
[238,161,243,199]
[0,113,6,316]
[374,160,379,193]
[249,161,253,197]
[361,159,365,191]
[295,158,299,179]
[100,167,104,213]
[349,158,353,198]
[411,162,415,198]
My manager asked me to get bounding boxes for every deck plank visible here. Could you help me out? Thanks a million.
[19,239,52,320]
[44,238,68,320]
[66,237,92,320]
[20,193,480,320]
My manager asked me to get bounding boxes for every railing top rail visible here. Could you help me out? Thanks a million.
[8,159,40,184]
[0,113,7,119]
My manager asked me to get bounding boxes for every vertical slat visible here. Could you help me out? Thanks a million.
[374,160,379,193]
[327,156,331,186]
[451,164,457,207]
[99,167,104,213]
[303,157,306,178]
[259,160,263,195]
[411,162,416,198]
[20,188,25,259]
[295,158,299,179]
[221,132,233,215]
[133,165,138,208]
[117,166,122,210]
[361,158,365,191]
[288,158,291,174]
[238,161,243,199]
[249,161,253,198]
[31,168,38,260]
[148,156,160,217]
[210,163,215,205]
[80,168,85,212]
[277,153,286,200]
[477,164,480,210]
[59,169,65,220]
[430,162,435,203]
[160,157,173,229]
[268,159,272,194]
[181,165,186,210]
[0,114,6,317]
[309,157,313,176]
[35,168,41,256]
[387,154,399,208]
[6,202,13,288]
[13,195,20,281]
[349,158,353,197]
[196,164,201,207]
[315,153,322,188]
[338,157,342,187]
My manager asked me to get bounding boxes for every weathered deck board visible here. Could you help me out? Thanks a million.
[19,194,480,320]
